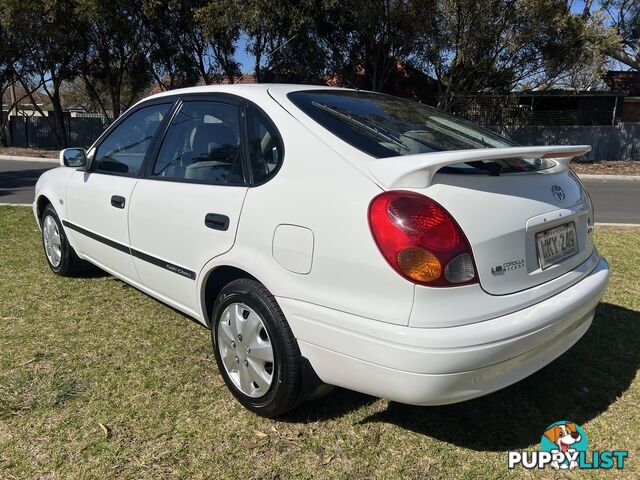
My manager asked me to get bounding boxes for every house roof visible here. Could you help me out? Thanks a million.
[148,73,259,96]
[604,70,640,96]
[1,90,50,107]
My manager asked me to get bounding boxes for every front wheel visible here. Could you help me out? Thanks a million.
[41,204,85,276]
[211,278,303,417]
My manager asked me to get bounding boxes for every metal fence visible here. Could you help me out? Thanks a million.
[8,114,109,149]
[437,93,623,126]
[491,123,640,161]
[3,111,639,161]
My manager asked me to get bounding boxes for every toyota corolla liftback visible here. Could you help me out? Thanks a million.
[34,85,609,417]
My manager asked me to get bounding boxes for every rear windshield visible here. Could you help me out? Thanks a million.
[288,90,553,174]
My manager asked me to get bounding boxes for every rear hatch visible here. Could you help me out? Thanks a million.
[273,88,595,295]
[368,146,594,295]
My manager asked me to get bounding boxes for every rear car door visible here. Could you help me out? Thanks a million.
[65,101,173,282]
[128,96,282,316]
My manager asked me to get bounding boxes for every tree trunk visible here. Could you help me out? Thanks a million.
[0,87,6,147]
[606,47,640,71]
[253,34,264,83]
[50,86,68,149]
[110,87,121,120]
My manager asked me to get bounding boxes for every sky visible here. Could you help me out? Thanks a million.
[236,34,253,74]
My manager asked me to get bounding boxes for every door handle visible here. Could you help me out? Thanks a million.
[111,195,126,209]
[205,213,229,231]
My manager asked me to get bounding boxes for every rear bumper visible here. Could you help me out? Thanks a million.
[278,257,609,405]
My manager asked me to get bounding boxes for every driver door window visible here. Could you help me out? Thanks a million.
[93,103,171,176]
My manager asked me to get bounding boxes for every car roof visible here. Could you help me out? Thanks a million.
[145,83,355,103]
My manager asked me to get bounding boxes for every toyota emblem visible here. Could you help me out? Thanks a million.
[551,185,565,201]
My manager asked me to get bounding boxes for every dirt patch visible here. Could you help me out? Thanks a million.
[571,160,640,176]
[0,147,59,159]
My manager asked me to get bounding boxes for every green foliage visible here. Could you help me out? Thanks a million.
[318,0,436,90]
[596,0,640,70]
[0,0,84,146]
[413,0,616,109]
[76,0,153,120]
[194,0,241,83]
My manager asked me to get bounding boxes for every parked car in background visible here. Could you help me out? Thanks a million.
[34,85,609,416]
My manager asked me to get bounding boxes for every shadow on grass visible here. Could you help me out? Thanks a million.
[74,264,110,279]
[284,303,640,451]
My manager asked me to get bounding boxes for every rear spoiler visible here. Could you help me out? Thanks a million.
[367,145,591,189]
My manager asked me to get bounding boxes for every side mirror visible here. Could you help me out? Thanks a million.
[60,148,87,168]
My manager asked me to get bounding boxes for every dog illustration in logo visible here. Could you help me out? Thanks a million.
[543,422,581,469]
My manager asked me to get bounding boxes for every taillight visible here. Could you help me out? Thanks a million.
[368,191,477,287]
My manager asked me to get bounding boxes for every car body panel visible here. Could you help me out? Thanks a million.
[416,170,595,295]
[128,179,248,316]
[33,166,76,227]
[65,170,140,283]
[280,257,608,404]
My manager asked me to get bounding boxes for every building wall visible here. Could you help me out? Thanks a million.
[622,99,640,123]
[492,124,640,161]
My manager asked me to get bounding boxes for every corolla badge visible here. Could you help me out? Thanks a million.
[551,185,565,201]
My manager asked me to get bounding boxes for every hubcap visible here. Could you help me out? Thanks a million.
[43,215,62,267]
[217,303,274,398]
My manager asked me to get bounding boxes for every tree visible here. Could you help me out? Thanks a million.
[317,0,435,91]
[412,0,614,110]
[234,0,327,83]
[77,0,153,121]
[143,0,241,88]
[195,0,242,83]
[0,23,21,146]
[0,0,83,147]
[144,0,206,90]
[582,0,639,70]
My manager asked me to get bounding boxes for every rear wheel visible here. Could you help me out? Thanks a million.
[211,278,303,417]
[41,204,85,276]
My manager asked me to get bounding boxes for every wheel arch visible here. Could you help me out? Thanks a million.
[200,264,260,327]
[35,194,52,223]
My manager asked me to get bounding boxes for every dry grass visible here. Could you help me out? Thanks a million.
[571,160,640,176]
[0,147,59,159]
[1,206,639,478]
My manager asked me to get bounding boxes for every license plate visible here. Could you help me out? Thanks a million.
[536,222,579,270]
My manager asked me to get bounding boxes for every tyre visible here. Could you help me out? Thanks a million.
[40,204,85,276]
[211,278,303,417]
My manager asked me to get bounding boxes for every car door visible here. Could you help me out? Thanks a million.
[128,96,277,316]
[65,101,173,283]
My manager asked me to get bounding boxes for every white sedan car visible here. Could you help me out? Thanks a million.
[34,85,609,417]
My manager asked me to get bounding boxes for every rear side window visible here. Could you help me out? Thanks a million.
[152,101,243,184]
[245,105,283,184]
[288,90,552,174]
[94,103,170,175]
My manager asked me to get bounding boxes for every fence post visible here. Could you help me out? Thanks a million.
[24,116,29,148]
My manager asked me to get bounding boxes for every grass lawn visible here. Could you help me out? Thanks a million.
[1,205,639,479]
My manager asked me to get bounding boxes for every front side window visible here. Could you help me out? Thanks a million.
[246,105,283,184]
[288,90,554,173]
[94,103,170,175]
[152,101,243,184]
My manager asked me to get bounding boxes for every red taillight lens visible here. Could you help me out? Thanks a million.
[368,191,477,287]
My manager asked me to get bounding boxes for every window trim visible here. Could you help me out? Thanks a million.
[89,97,178,178]
[138,92,285,188]
[141,93,248,187]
